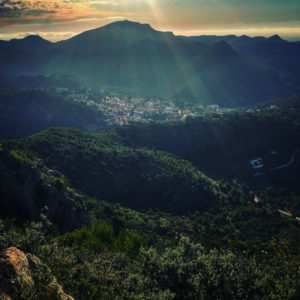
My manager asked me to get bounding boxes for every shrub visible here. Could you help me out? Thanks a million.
[8,149,36,167]
[61,220,146,255]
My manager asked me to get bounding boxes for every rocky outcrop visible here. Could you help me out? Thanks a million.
[0,247,74,300]
[0,147,89,232]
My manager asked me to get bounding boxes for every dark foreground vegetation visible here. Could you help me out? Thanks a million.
[1,218,300,300]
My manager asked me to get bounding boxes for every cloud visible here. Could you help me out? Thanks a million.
[0,0,59,18]
[0,0,122,25]
[0,30,77,41]
[0,0,100,28]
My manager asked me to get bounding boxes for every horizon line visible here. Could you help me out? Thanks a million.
[0,19,299,43]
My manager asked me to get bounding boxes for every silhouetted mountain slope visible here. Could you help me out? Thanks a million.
[8,35,53,53]
[0,89,107,139]
[46,22,208,96]
[179,34,238,45]
[57,20,175,53]
[225,35,300,88]
[229,34,288,58]
[0,48,40,75]
[254,42,300,79]
[184,34,288,57]
[174,41,285,106]
[173,34,300,101]
[1,21,300,105]
[0,35,53,75]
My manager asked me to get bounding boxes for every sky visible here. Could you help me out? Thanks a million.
[0,0,300,41]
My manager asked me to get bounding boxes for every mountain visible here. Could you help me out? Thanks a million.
[8,35,53,53]
[222,34,300,84]
[1,96,300,299]
[46,22,292,105]
[113,102,300,193]
[0,35,53,55]
[174,41,285,106]
[10,127,249,213]
[57,20,175,52]
[182,33,300,83]
[45,21,209,97]
[0,35,53,75]
[5,100,300,214]
[0,145,89,232]
[1,114,300,299]
[183,33,288,57]
[229,34,288,57]
[252,42,300,79]
[1,20,300,105]
[0,89,107,139]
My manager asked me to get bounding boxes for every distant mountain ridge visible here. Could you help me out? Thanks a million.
[1,20,299,106]
[57,20,175,49]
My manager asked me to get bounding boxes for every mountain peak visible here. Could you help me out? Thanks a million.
[98,20,173,36]
[240,35,250,39]
[62,20,174,46]
[10,34,48,43]
[23,34,44,40]
[9,34,52,48]
[104,19,153,29]
[268,34,285,42]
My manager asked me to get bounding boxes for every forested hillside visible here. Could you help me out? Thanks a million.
[8,128,248,213]
[115,104,300,191]
[1,106,300,298]
[0,140,300,298]
[0,89,107,139]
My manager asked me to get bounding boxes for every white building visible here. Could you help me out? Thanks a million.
[249,158,264,169]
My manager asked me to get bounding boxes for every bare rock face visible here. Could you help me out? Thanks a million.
[0,247,74,300]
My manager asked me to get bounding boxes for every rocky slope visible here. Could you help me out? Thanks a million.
[0,247,74,300]
[0,146,89,232]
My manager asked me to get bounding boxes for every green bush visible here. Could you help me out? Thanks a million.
[61,220,146,256]
[8,149,36,167]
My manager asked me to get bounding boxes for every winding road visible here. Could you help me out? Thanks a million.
[254,149,298,177]
[270,149,299,172]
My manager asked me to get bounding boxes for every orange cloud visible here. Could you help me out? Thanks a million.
[0,0,115,24]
